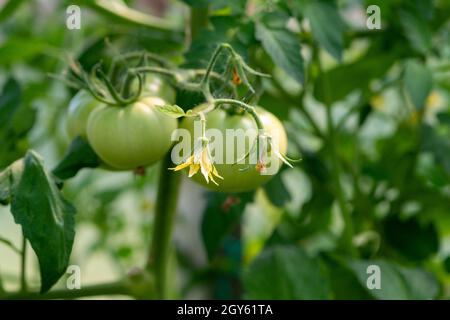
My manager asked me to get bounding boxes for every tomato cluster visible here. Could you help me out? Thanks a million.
[65,75,288,192]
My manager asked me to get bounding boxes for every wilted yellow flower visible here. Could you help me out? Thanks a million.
[171,138,223,185]
[254,134,293,174]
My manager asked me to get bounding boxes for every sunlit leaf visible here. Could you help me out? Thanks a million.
[0,151,76,293]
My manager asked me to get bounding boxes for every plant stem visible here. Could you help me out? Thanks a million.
[214,98,264,130]
[189,6,209,42]
[20,235,27,292]
[147,154,182,299]
[190,6,209,38]
[316,51,356,256]
[3,281,128,300]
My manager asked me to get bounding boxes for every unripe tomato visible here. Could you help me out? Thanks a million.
[86,96,177,170]
[133,74,176,104]
[66,90,102,140]
[179,106,288,193]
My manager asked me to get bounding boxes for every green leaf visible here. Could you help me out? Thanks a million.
[243,245,329,299]
[0,78,21,129]
[294,0,345,60]
[384,215,438,261]
[202,192,253,260]
[52,137,101,180]
[255,12,304,84]
[184,16,252,69]
[180,0,211,7]
[0,78,36,169]
[155,104,186,118]
[422,123,450,176]
[0,37,48,66]
[0,151,76,293]
[404,60,433,110]
[313,53,395,104]
[0,0,26,23]
[322,256,372,299]
[348,259,439,300]
[263,170,291,207]
[399,9,432,54]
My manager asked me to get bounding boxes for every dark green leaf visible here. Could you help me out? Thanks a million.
[184,16,252,69]
[313,54,395,104]
[0,78,35,169]
[0,151,76,293]
[0,0,27,23]
[399,9,432,54]
[421,124,450,176]
[180,0,211,7]
[255,12,304,84]
[384,215,439,261]
[52,137,101,180]
[348,259,438,300]
[0,78,21,129]
[322,255,372,299]
[444,256,450,273]
[243,245,329,299]
[263,170,291,207]
[404,60,433,110]
[293,0,345,60]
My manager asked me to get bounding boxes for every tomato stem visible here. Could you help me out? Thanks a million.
[147,153,182,299]
[189,6,210,43]
[316,48,357,257]
[2,280,129,300]
[214,98,264,130]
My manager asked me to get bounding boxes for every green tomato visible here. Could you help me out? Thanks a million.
[179,106,288,193]
[66,90,102,140]
[87,96,177,170]
[133,74,176,104]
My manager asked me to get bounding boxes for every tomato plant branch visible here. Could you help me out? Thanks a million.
[214,98,264,130]
[189,6,210,44]
[147,153,182,299]
[2,280,129,300]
